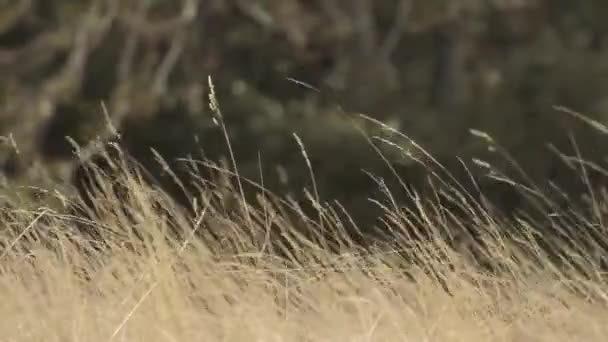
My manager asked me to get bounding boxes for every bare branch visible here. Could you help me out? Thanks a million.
[117,33,139,83]
[107,0,199,126]
[151,0,198,95]
[152,30,187,96]
[0,0,33,35]
[351,0,377,55]
[379,0,413,59]
[116,0,152,83]
[0,0,119,181]
[234,0,274,28]
[42,1,117,102]
[118,0,200,39]
[0,29,72,72]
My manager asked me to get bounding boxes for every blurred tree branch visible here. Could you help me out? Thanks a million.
[0,0,33,36]
[0,0,604,223]
[0,0,118,181]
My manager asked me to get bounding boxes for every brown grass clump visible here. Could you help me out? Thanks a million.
[3,86,608,340]
[1,135,608,342]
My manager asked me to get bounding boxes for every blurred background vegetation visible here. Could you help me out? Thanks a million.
[1,0,608,230]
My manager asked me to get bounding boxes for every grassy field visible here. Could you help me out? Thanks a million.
[2,114,608,341]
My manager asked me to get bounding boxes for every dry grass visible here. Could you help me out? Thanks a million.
[1,143,608,342]
[2,88,608,340]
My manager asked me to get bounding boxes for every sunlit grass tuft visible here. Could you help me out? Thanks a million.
[1,136,608,341]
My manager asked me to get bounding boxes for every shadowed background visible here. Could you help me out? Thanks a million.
[1,0,608,232]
